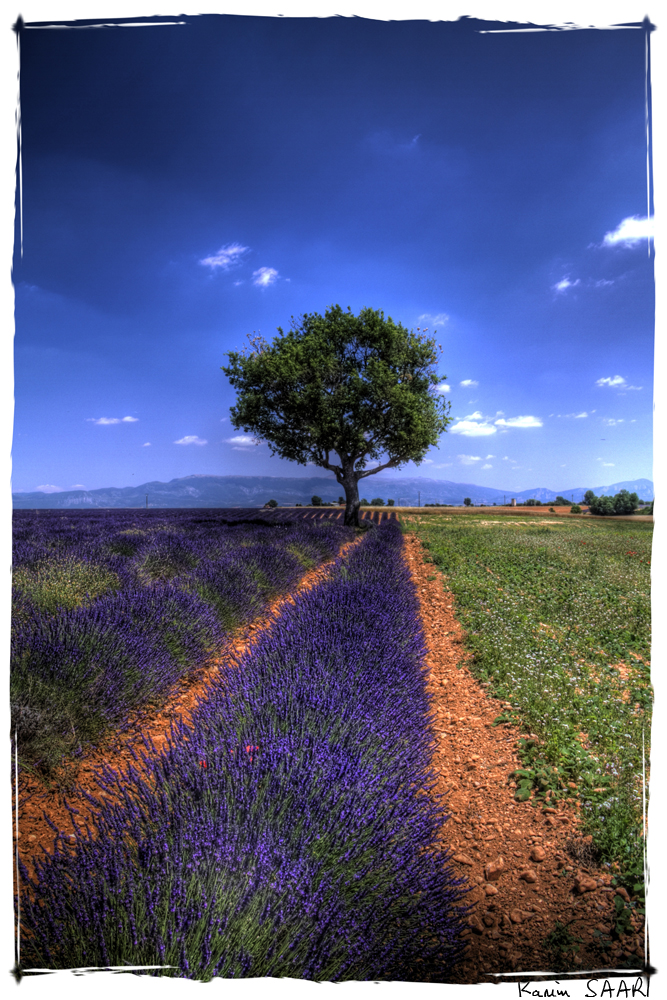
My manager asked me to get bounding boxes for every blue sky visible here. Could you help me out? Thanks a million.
[12,13,654,494]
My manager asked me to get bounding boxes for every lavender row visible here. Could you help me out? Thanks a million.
[19,521,468,980]
[12,512,354,772]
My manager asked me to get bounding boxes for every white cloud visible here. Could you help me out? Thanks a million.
[553,277,580,293]
[174,435,208,446]
[252,267,279,287]
[450,419,496,437]
[602,418,624,426]
[70,484,86,489]
[225,435,260,447]
[87,416,138,425]
[434,383,451,394]
[422,458,434,464]
[458,454,481,465]
[494,415,543,428]
[142,442,151,447]
[485,454,495,459]
[594,278,614,287]
[199,243,249,270]
[481,463,492,470]
[35,484,62,493]
[220,417,228,422]
[626,385,643,391]
[596,376,626,388]
[602,216,653,247]
[573,412,588,419]
[460,379,478,387]
[418,313,449,327]
[601,462,615,467]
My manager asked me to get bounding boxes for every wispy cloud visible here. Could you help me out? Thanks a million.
[418,313,449,328]
[199,243,250,270]
[225,435,260,447]
[596,375,626,388]
[494,415,542,428]
[602,215,653,247]
[485,454,495,459]
[481,463,492,469]
[174,435,207,446]
[434,382,451,394]
[35,484,62,493]
[252,267,279,287]
[421,458,434,464]
[70,484,86,489]
[602,418,624,426]
[601,462,615,467]
[87,416,138,425]
[460,379,479,387]
[458,454,481,465]
[553,276,580,293]
[142,442,151,447]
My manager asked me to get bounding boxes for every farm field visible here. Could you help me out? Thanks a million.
[12,508,651,980]
[11,508,361,777]
[15,518,467,979]
[403,513,652,891]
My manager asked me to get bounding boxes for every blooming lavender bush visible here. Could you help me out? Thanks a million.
[18,521,468,980]
[12,510,353,774]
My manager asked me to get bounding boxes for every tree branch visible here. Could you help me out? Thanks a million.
[357,455,406,479]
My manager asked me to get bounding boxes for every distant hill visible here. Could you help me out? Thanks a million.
[11,474,654,509]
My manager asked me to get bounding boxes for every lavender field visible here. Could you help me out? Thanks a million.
[11,509,355,776]
[17,519,468,979]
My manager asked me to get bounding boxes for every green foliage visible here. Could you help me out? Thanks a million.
[588,490,640,516]
[555,496,571,506]
[408,513,652,887]
[463,498,472,507]
[221,306,452,524]
[570,504,582,514]
[543,920,582,965]
[387,499,395,506]
[311,495,323,506]
[584,490,596,505]
[266,499,278,508]
[370,498,385,506]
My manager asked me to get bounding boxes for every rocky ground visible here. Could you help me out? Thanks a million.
[403,532,647,982]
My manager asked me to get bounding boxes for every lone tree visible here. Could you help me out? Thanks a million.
[222,305,451,526]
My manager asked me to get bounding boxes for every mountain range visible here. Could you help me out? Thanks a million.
[11,475,654,509]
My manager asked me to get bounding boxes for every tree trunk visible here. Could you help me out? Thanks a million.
[341,476,361,528]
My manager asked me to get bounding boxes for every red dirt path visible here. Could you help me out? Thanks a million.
[402,532,647,981]
[12,523,647,981]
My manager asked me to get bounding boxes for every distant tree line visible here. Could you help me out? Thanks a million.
[583,489,652,516]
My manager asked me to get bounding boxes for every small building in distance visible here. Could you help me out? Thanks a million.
[510,498,517,506]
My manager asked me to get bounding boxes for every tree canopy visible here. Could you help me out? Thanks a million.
[586,489,639,516]
[222,305,451,525]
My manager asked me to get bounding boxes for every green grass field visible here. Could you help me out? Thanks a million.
[403,512,652,893]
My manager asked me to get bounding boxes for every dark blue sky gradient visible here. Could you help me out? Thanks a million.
[13,15,653,493]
